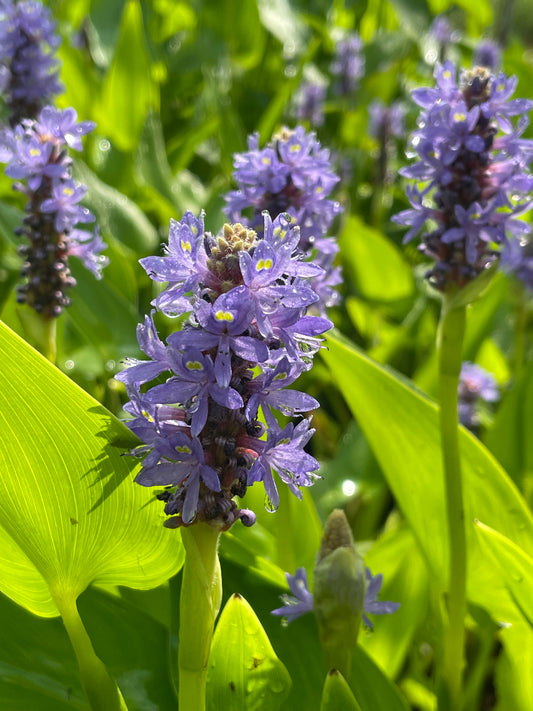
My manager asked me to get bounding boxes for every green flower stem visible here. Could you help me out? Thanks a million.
[178,523,222,711]
[56,595,128,711]
[437,298,467,711]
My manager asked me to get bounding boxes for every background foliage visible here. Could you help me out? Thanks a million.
[1,0,533,709]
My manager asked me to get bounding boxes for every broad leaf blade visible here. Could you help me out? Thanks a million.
[207,593,291,711]
[0,321,183,616]
[324,332,533,622]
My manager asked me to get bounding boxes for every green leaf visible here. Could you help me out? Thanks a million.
[485,358,533,491]
[321,670,362,711]
[0,321,183,617]
[72,160,159,254]
[207,593,292,711]
[339,216,414,303]
[324,331,533,623]
[0,584,178,711]
[474,520,533,628]
[95,0,156,152]
[349,646,410,711]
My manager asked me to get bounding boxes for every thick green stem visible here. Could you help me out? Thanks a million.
[178,523,222,711]
[437,299,467,711]
[56,595,128,711]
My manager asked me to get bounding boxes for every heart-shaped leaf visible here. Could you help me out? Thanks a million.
[0,321,183,617]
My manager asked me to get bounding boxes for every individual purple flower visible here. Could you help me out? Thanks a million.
[0,105,107,317]
[271,566,399,629]
[362,568,401,630]
[225,127,342,313]
[393,61,533,292]
[458,362,499,431]
[330,33,364,96]
[118,212,330,529]
[291,80,326,127]
[473,40,501,71]
[271,568,314,622]
[501,237,533,290]
[0,0,62,125]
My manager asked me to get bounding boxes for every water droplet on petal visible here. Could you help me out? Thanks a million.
[264,494,277,513]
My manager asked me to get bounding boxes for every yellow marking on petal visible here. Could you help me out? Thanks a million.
[278,438,290,445]
[443,70,452,79]
[176,445,191,454]
[273,372,287,380]
[256,258,273,271]
[471,212,481,220]
[190,225,198,235]
[273,226,287,239]
[315,186,323,194]
[29,148,41,157]
[63,187,75,196]
[453,112,466,122]
[181,239,192,252]
[262,157,271,165]
[497,83,505,92]
[141,410,154,422]
[289,144,301,152]
[186,360,204,370]
[215,309,234,322]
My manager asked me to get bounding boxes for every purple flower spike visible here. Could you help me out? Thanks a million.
[0,105,106,317]
[394,61,533,291]
[330,33,365,96]
[0,0,63,125]
[291,80,326,127]
[118,213,330,530]
[225,127,343,314]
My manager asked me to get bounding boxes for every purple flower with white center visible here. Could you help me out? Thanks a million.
[118,212,330,530]
[0,0,62,125]
[0,105,106,317]
[393,61,533,291]
[474,40,501,71]
[330,33,364,96]
[225,127,342,314]
[458,361,499,431]
[271,566,399,629]
[291,80,326,127]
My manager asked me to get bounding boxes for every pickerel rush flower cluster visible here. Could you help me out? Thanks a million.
[0,0,62,126]
[330,33,365,97]
[117,211,331,529]
[393,61,533,291]
[0,106,107,316]
[225,126,343,313]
